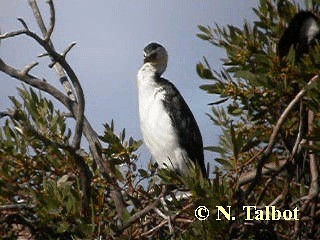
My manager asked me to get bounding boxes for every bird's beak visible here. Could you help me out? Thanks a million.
[144,54,151,63]
[144,51,156,63]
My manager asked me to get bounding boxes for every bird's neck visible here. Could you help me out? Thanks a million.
[137,63,162,85]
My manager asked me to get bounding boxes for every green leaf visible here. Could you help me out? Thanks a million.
[197,33,210,40]
[56,222,70,233]
[208,98,228,105]
[204,146,226,155]
[198,25,211,34]
[215,158,233,169]
[138,169,149,178]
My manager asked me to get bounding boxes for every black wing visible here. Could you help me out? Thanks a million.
[157,77,206,177]
[278,11,320,59]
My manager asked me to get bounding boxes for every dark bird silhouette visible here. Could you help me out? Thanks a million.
[277,11,320,182]
[278,11,320,59]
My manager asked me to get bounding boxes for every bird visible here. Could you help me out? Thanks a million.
[277,11,320,182]
[278,11,320,59]
[137,42,207,178]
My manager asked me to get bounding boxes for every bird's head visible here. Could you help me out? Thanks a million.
[143,42,168,76]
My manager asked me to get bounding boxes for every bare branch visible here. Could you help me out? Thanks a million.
[2,1,126,218]
[118,198,161,232]
[28,0,48,37]
[0,30,27,39]
[140,220,168,237]
[62,112,73,118]
[38,52,49,58]
[307,110,319,199]
[244,75,319,197]
[45,0,55,41]
[28,0,76,101]
[0,203,35,211]
[0,58,72,109]
[21,61,39,75]
[239,159,287,186]
[26,1,85,149]
[289,101,306,163]
[62,42,77,57]
[17,18,29,30]
[40,47,85,149]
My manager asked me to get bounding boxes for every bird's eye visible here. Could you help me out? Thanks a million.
[149,51,157,58]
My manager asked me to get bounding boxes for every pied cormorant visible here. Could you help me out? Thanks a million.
[278,11,320,59]
[137,42,206,178]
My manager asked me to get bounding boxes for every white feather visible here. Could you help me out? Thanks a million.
[301,17,320,44]
[137,63,189,173]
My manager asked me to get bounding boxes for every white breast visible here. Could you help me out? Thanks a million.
[137,64,189,172]
[301,17,319,44]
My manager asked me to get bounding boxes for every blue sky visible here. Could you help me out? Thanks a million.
[0,1,256,170]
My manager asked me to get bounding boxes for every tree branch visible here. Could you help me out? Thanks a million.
[45,0,55,41]
[0,204,35,211]
[28,0,76,101]
[21,61,39,75]
[0,58,73,110]
[118,198,161,232]
[244,75,319,196]
[307,110,318,199]
[238,159,287,186]
[17,18,29,30]
[1,1,127,218]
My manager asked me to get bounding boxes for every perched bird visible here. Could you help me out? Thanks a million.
[278,11,320,59]
[277,11,320,182]
[137,42,206,178]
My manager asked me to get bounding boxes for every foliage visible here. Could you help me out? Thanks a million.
[1,0,320,239]
[196,0,320,238]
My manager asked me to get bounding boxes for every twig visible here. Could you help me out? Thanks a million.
[21,62,39,75]
[294,110,319,237]
[256,178,273,205]
[25,0,85,149]
[0,204,35,211]
[62,112,73,118]
[38,52,49,58]
[118,187,167,232]
[118,198,161,232]
[45,0,55,41]
[154,207,169,219]
[140,219,168,237]
[28,0,76,101]
[27,0,48,37]
[268,180,288,206]
[288,101,305,163]
[307,110,318,199]
[0,58,73,110]
[62,42,77,57]
[238,159,286,186]
[17,18,29,30]
[0,30,27,39]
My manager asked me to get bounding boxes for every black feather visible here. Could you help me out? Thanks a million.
[144,42,163,54]
[278,11,320,59]
[155,77,207,178]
